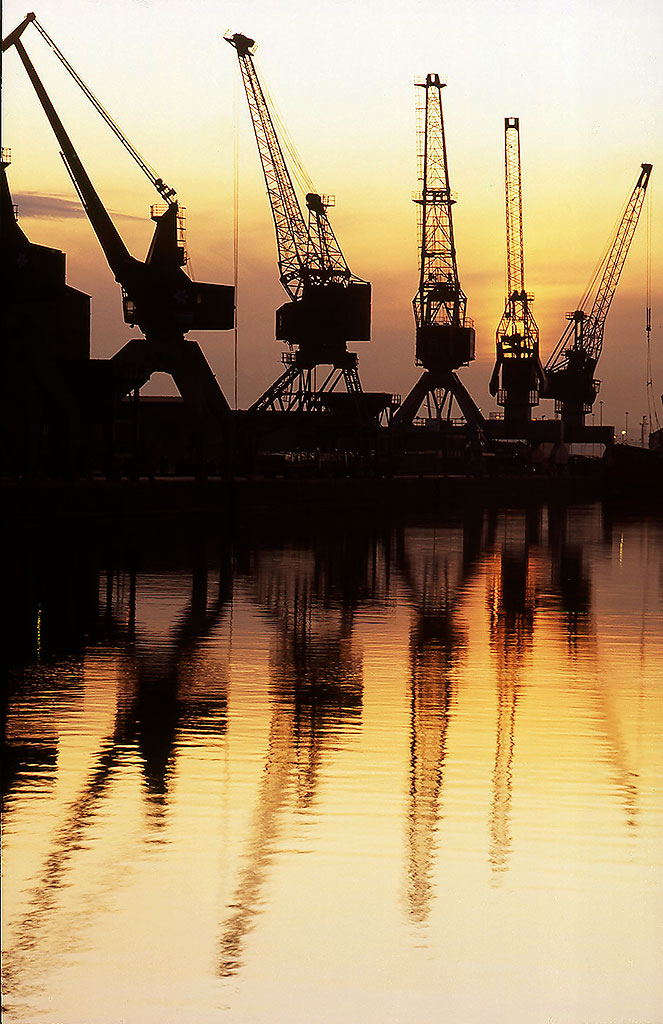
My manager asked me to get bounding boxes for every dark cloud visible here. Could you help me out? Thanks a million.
[14,192,86,220]
[13,191,144,223]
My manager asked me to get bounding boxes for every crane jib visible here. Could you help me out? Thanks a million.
[227,31,356,302]
[545,162,652,375]
[3,13,177,203]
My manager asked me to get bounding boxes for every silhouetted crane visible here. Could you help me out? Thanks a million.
[394,74,483,435]
[226,32,376,419]
[489,117,543,432]
[543,163,652,430]
[4,14,234,444]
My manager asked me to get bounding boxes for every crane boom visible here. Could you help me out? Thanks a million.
[543,163,652,428]
[225,30,372,417]
[225,32,311,299]
[3,13,177,203]
[225,32,354,301]
[30,14,177,203]
[11,35,132,281]
[505,116,525,298]
[585,165,652,359]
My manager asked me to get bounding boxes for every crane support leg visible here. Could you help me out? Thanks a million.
[393,373,435,428]
[447,372,487,432]
[393,370,487,441]
[109,337,231,440]
[248,365,301,414]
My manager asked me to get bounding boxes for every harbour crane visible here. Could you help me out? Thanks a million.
[489,117,544,433]
[4,14,235,442]
[394,73,484,434]
[543,162,652,430]
[225,32,375,418]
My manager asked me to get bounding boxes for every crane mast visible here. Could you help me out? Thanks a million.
[489,117,542,432]
[413,74,474,371]
[226,32,371,416]
[544,163,652,429]
[394,74,483,433]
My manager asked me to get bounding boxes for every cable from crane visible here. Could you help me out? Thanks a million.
[28,15,177,202]
[546,174,646,371]
[576,197,628,313]
[233,67,240,411]
[645,187,660,430]
[256,56,315,197]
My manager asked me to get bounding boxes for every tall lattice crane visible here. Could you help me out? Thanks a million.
[543,162,652,429]
[394,74,482,431]
[226,32,371,415]
[4,14,234,437]
[489,117,543,432]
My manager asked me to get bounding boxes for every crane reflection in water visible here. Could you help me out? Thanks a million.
[217,528,382,976]
[398,509,486,921]
[2,504,654,999]
[486,506,538,879]
[3,535,232,981]
[549,504,640,830]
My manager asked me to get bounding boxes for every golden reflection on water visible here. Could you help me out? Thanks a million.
[3,503,663,1023]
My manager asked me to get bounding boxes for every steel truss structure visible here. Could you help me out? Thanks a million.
[544,163,652,428]
[394,74,483,434]
[226,32,374,417]
[489,117,543,431]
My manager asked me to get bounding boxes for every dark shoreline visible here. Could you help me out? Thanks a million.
[5,471,662,537]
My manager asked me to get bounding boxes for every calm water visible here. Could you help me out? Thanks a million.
[3,502,663,1023]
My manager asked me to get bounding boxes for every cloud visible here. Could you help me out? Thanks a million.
[14,192,86,220]
[13,191,144,223]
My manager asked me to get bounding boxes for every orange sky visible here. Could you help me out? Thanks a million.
[2,0,662,434]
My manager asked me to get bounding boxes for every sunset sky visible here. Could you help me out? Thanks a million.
[2,0,662,435]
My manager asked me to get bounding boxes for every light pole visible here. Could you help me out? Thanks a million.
[599,400,603,426]
[625,411,629,444]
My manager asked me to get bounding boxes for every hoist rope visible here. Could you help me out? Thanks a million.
[576,198,627,313]
[29,15,176,200]
[645,187,659,430]
[233,71,240,411]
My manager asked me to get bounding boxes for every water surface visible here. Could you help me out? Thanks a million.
[3,502,662,1023]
